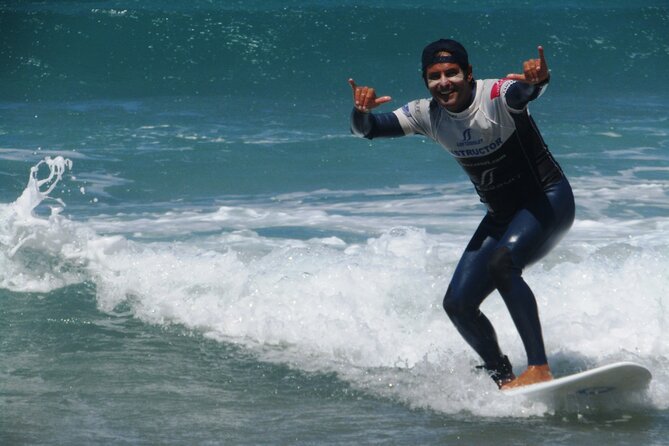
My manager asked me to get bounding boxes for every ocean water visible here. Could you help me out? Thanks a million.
[1,1,669,444]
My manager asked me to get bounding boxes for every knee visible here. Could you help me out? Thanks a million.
[443,285,472,318]
[488,247,518,293]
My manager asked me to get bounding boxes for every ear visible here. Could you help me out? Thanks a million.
[466,65,474,82]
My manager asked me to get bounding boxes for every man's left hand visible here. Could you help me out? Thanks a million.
[506,46,549,85]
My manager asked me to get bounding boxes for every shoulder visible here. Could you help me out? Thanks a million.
[393,98,437,136]
[396,98,433,119]
[394,98,435,125]
[486,78,517,101]
[483,78,533,114]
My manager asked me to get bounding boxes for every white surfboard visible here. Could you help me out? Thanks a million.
[503,361,652,400]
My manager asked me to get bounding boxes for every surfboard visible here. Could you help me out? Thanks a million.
[503,361,652,400]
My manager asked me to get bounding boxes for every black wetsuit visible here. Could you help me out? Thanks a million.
[350,78,575,376]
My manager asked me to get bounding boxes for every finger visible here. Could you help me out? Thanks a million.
[348,78,357,91]
[360,86,370,103]
[537,46,549,79]
[523,61,532,79]
[527,60,538,82]
[363,88,376,108]
[358,87,373,110]
[529,59,542,82]
[375,96,392,105]
[354,86,365,106]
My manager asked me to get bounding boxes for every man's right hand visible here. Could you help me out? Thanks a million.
[348,79,392,113]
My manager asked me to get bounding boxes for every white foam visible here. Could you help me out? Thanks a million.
[1,158,668,415]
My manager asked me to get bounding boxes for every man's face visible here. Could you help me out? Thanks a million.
[425,55,473,113]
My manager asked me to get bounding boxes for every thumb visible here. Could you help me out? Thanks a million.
[505,73,526,81]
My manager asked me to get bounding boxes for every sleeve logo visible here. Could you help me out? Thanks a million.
[490,78,515,100]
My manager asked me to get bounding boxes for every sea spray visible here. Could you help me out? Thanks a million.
[11,156,73,220]
[1,156,72,253]
[0,156,81,291]
[0,156,128,292]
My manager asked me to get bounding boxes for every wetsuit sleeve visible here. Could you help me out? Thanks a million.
[350,109,405,139]
[503,77,550,112]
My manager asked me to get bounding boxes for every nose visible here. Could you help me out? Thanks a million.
[437,73,451,86]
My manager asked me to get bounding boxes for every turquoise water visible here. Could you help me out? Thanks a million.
[1,1,669,444]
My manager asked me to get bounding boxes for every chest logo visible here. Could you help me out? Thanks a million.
[457,128,484,148]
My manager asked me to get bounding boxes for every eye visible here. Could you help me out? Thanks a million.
[427,72,441,81]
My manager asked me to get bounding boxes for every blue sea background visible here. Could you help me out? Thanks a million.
[1,1,669,444]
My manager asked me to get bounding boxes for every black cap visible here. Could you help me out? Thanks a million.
[421,39,469,77]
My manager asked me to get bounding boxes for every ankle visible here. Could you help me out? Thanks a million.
[478,355,515,388]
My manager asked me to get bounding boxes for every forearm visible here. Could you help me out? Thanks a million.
[505,77,549,110]
[350,108,405,139]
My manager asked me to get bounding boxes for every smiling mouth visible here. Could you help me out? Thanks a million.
[437,89,455,99]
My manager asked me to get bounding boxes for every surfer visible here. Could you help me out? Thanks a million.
[348,39,575,389]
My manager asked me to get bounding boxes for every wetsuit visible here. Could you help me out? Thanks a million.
[350,78,575,378]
